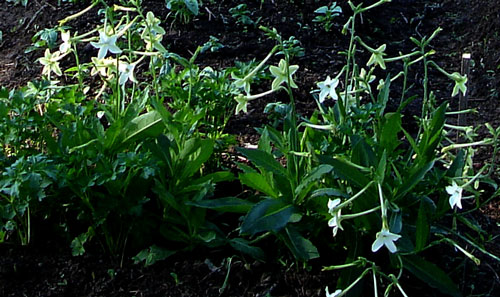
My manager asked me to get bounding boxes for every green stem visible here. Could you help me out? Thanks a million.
[341,206,380,220]
[336,181,375,210]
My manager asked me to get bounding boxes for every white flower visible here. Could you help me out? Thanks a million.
[59,30,71,54]
[269,59,299,90]
[325,286,342,297]
[317,76,339,103]
[327,198,343,237]
[359,68,375,91]
[90,30,122,59]
[38,49,63,76]
[371,228,401,253]
[446,181,463,209]
[328,198,341,214]
[118,62,137,85]
[90,57,117,77]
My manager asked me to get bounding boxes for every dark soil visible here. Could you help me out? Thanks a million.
[1,0,499,296]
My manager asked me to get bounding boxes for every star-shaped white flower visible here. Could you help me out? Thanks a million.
[38,49,63,76]
[145,11,166,35]
[119,62,137,85]
[446,180,463,209]
[327,198,343,237]
[325,286,342,297]
[317,76,339,103]
[234,94,249,114]
[366,44,387,70]
[231,73,252,95]
[371,228,401,253]
[90,57,117,77]
[90,30,122,59]
[359,68,375,91]
[328,198,341,214]
[269,59,299,90]
[449,72,467,97]
[59,30,71,54]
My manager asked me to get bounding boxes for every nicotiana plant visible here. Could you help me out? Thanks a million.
[0,0,498,295]
[0,0,243,257]
[230,0,497,296]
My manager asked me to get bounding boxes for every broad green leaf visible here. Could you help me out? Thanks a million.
[148,135,173,175]
[310,188,348,199]
[280,226,319,261]
[70,233,88,256]
[160,224,190,243]
[239,172,278,198]
[403,255,462,297]
[351,135,376,168]
[380,112,402,153]
[257,127,273,154]
[317,156,370,188]
[395,161,434,200]
[229,238,266,261]
[240,199,294,235]
[150,97,173,127]
[419,103,446,163]
[446,149,465,178]
[180,139,214,180]
[183,0,199,15]
[376,75,391,117]
[263,125,285,151]
[237,147,287,177]
[375,150,387,184]
[193,171,235,184]
[295,164,333,203]
[120,111,164,147]
[274,173,294,202]
[415,200,430,251]
[187,197,253,213]
[133,245,176,266]
[153,181,182,213]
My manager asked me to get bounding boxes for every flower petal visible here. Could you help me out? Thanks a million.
[385,239,398,253]
[371,236,384,253]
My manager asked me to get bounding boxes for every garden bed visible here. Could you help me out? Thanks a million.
[0,0,499,296]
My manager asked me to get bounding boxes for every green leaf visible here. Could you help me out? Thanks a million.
[263,125,285,151]
[70,228,94,256]
[237,147,287,177]
[403,255,462,297]
[375,150,387,184]
[419,103,446,163]
[415,200,430,251]
[395,161,434,200]
[295,164,333,203]
[380,112,402,153]
[183,0,199,15]
[119,111,164,147]
[280,226,319,261]
[133,245,176,267]
[148,135,173,175]
[239,172,278,198]
[153,181,182,213]
[310,188,348,199]
[376,75,391,117]
[70,233,88,256]
[240,199,294,236]
[446,150,465,178]
[180,139,214,180]
[193,171,235,184]
[317,156,370,188]
[187,197,253,213]
[229,238,266,261]
[351,135,376,168]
